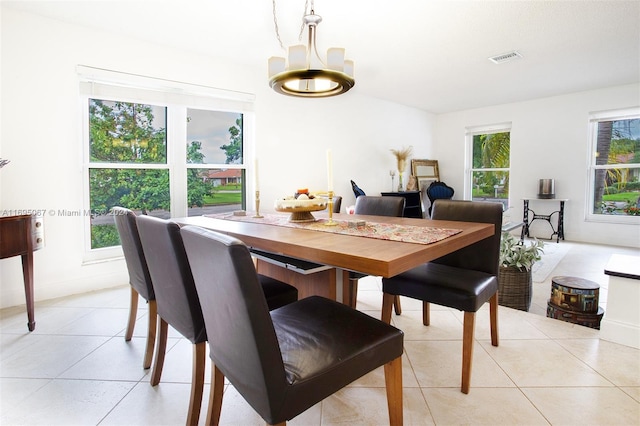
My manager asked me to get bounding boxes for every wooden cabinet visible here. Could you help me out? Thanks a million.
[0,214,44,331]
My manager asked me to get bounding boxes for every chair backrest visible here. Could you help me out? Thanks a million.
[112,207,154,301]
[354,195,405,217]
[350,180,366,198]
[427,181,454,205]
[431,200,503,276]
[332,195,342,213]
[136,215,206,344]
[180,225,287,419]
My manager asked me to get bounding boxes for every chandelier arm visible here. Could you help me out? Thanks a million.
[308,22,327,68]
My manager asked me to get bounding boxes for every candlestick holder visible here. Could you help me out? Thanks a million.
[324,190,338,226]
[253,190,264,218]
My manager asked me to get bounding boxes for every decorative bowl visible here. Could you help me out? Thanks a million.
[274,201,327,222]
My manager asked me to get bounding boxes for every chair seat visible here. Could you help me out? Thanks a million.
[259,276,299,311]
[383,263,498,313]
[271,296,403,387]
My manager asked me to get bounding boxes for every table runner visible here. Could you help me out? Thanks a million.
[205,213,462,245]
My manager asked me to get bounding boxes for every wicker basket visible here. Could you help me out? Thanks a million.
[498,266,532,311]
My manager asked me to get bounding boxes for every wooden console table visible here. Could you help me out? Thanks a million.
[0,214,44,331]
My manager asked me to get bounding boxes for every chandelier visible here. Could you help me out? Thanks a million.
[268,0,355,98]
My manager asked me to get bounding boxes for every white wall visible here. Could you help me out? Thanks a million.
[0,8,435,308]
[435,85,640,247]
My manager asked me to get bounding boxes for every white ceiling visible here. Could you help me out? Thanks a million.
[4,0,640,113]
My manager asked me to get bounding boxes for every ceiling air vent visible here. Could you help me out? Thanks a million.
[488,50,522,64]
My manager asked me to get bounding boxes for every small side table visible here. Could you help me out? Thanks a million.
[0,214,45,331]
[521,198,568,243]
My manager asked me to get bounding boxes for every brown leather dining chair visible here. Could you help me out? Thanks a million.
[381,199,503,394]
[112,207,156,370]
[332,195,342,213]
[137,215,298,425]
[136,215,208,426]
[180,225,405,426]
[346,195,405,314]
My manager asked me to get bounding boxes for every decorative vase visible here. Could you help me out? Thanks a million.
[498,266,532,311]
[397,172,403,192]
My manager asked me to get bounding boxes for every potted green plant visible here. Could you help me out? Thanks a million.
[498,232,544,311]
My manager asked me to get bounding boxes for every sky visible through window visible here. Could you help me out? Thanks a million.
[187,109,242,164]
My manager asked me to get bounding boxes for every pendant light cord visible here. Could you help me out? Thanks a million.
[272,0,312,51]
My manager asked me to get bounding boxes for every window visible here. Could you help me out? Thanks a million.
[186,109,244,217]
[80,67,255,255]
[588,109,640,221]
[466,124,511,210]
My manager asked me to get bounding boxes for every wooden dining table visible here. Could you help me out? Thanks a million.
[174,212,494,303]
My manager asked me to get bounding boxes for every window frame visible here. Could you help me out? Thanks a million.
[585,107,640,224]
[465,122,512,209]
[79,67,255,262]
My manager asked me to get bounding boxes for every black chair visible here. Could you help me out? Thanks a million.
[112,207,156,370]
[347,196,405,314]
[180,225,404,426]
[426,181,454,216]
[137,216,299,425]
[381,200,503,394]
[350,179,366,198]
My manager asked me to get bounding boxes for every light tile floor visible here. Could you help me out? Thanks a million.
[0,242,638,425]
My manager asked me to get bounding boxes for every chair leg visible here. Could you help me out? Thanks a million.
[348,278,359,309]
[384,356,403,426]
[150,317,168,386]
[490,292,499,347]
[125,287,139,342]
[461,311,476,394]
[393,295,402,315]
[187,342,206,426]
[206,363,225,426]
[381,293,395,324]
[341,270,351,307]
[143,300,158,369]
[351,277,401,314]
[422,302,430,326]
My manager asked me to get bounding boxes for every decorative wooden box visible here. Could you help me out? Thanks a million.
[547,303,605,329]
[549,276,600,313]
[547,276,604,329]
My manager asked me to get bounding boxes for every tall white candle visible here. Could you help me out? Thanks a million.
[326,149,333,191]
[254,158,259,191]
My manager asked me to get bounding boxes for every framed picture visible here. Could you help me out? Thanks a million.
[418,178,437,192]
[406,176,418,191]
[411,159,440,190]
